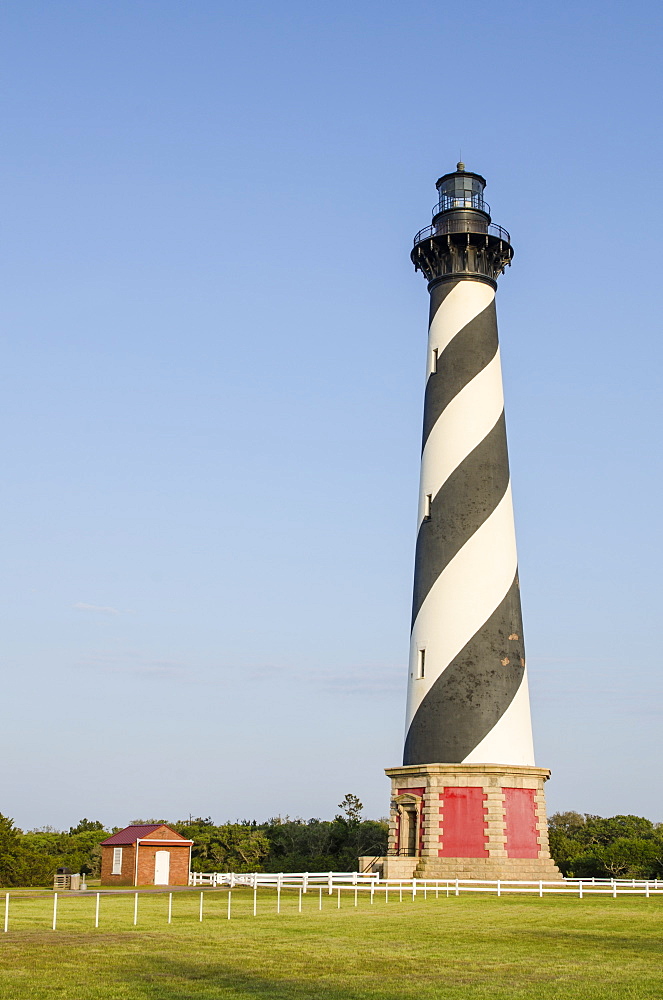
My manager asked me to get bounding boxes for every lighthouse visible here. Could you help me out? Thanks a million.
[381,165,561,881]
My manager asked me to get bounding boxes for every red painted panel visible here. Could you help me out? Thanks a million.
[504,787,539,858]
[438,787,488,858]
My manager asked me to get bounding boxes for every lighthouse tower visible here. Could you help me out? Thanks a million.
[383,165,560,881]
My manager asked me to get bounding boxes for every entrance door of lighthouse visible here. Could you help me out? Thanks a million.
[154,850,170,885]
[402,807,417,856]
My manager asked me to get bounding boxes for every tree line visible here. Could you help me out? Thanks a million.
[1,798,662,886]
[0,795,387,886]
[548,811,663,878]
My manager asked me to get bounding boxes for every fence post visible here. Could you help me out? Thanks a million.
[612,881,617,899]
[227,890,232,919]
[318,887,322,911]
[253,885,257,916]
[436,881,439,900]
[539,880,543,898]
[298,887,302,913]
[354,885,358,908]
[399,883,403,903]
[646,882,650,899]
[200,892,204,922]
[412,879,416,901]
[52,892,58,931]
[328,872,333,896]
[579,881,583,899]
[424,882,427,900]
[385,884,389,904]
[133,892,138,926]
[455,879,459,898]
[497,880,501,898]
[303,872,309,894]
[277,884,281,914]
[95,892,100,928]
[337,888,341,909]
[230,872,236,889]
[168,892,172,924]
[4,893,8,933]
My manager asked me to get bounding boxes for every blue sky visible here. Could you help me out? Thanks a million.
[2,0,662,830]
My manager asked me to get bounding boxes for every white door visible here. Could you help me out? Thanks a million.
[154,850,170,885]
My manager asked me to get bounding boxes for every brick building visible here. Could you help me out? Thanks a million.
[100,824,193,886]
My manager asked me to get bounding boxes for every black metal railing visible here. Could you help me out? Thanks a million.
[387,848,419,857]
[413,220,511,248]
[434,194,490,215]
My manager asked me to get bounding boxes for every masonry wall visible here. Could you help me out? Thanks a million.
[136,845,190,886]
[100,845,136,886]
[385,763,562,880]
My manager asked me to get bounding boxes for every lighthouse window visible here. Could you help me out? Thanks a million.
[431,348,438,373]
[437,174,486,213]
[417,649,426,679]
[424,494,432,519]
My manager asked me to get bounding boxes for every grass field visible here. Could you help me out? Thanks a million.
[1,887,662,999]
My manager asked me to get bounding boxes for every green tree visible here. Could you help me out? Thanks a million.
[601,838,663,878]
[548,811,663,878]
[336,794,363,824]
[0,814,55,887]
[0,814,23,886]
[69,818,105,835]
[174,820,270,873]
[583,815,657,846]
[548,812,588,867]
[548,811,586,837]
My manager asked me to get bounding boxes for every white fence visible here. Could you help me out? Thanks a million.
[189,871,377,889]
[189,870,663,898]
[3,874,663,932]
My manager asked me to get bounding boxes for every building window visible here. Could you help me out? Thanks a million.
[112,847,123,875]
[431,348,438,374]
[417,648,426,679]
[424,494,432,519]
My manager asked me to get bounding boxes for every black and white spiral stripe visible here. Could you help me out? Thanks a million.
[404,277,535,767]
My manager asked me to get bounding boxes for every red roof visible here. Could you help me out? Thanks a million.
[101,824,187,846]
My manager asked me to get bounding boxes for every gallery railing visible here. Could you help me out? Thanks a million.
[413,221,511,247]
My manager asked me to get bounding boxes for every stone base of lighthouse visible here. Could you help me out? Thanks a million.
[367,763,562,881]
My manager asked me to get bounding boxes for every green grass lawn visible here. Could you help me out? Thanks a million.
[0,887,661,999]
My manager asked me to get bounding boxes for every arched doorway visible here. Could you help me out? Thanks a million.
[393,792,422,856]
